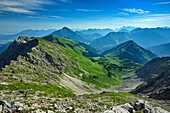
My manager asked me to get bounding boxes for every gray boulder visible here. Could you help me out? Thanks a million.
[0,100,24,112]
[104,106,129,113]
[104,100,170,113]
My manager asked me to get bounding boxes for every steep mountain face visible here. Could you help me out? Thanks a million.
[43,35,100,57]
[79,28,114,36]
[148,43,170,57]
[131,29,167,47]
[0,36,121,94]
[75,31,102,41]
[132,57,170,100]
[101,40,157,65]
[90,32,132,51]
[51,27,89,43]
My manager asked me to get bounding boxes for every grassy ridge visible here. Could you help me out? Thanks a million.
[38,38,122,88]
[43,35,99,57]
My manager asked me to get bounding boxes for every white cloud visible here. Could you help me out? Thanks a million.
[123,8,149,14]
[27,16,44,18]
[138,13,170,22]
[118,12,129,15]
[0,0,54,14]
[1,7,36,14]
[0,1,23,6]
[59,0,71,3]
[154,2,170,5]
[50,16,63,18]
[77,9,102,12]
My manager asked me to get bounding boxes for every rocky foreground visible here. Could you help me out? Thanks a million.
[0,90,169,113]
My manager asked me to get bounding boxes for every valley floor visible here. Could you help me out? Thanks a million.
[115,71,144,92]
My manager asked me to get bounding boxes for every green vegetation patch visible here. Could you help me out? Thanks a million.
[0,82,75,98]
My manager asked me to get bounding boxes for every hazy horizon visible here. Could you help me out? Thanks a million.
[1,26,170,35]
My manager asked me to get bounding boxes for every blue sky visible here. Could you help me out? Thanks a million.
[0,0,170,34]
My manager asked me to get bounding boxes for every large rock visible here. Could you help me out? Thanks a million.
[104,106,129,113]
[104,100,170,113]
[0,100,24,112]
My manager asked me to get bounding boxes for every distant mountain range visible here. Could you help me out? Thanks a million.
[118,29,129,32]
[131,28,167,47]
[0,29,56,43]
[90,32,132,51]
[78,28,114,36]
[0,27,169,57]
[115,26,137,32]
[132,27,170,40]
[0,42,11,54]
[148,43,170,57]
[90,27,170,51]
[75,31,102,41]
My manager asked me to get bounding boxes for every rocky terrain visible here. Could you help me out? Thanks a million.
[0,90,169,113]
[132,57,170,100]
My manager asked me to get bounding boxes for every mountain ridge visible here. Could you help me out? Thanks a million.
[90,32,132,51]
[43,35,100,57]
[0,36,122,94]
[100,40,157,65]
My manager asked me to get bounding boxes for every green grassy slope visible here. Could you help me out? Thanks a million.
[43,35,100,57]
[100,40,157,65]
[0,37,122,96]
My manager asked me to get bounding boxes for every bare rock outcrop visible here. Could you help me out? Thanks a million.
[132,57,170,100]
